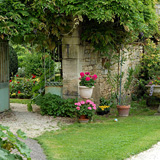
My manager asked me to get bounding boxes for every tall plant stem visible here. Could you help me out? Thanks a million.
[119,46,123,105]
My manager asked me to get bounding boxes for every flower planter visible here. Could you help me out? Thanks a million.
[146,85,160,114]
[146,85,160,97]
[79,86,94,99]
[97,110,110,115]
[78,115,89,123]
[117,105,130,117]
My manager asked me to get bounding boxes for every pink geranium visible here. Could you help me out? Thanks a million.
[88,107,92,110]
[77,102,81,106]
[80,72,85,78]
[93,106,97,110]
[92,103,96,107]
[76,107,80,110]
[86,77,90,81]
[86,100,91,103]
[90,102,94,105]
[85,72,90,75]
[79,71,98,87]
[80,101,85,104]
[92,74,98,80]
[75,102,81,106]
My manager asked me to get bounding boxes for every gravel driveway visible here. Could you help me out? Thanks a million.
[0,103,73,160]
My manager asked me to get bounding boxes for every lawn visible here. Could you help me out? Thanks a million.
[10,98,31,104]
[37,114,160,160]
[10,98,160,159]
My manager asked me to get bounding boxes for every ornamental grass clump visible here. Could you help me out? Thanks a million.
[79,72,98,88]
[75,100,97,119]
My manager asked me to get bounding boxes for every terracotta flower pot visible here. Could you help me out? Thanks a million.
[117,105,130,117]
[79,86,94,99]
[78,115,89,123]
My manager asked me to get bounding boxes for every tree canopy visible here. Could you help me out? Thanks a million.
[0,0,159,52]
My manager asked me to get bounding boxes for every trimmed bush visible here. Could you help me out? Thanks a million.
[34,93,76,117]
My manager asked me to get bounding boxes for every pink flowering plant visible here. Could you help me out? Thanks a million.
[79,72,98,88]
[75,100,97,119]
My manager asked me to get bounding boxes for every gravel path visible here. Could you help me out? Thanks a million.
[0,103,74,160]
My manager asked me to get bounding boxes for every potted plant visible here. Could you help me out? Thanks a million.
[96,97,113,115]
[146,77,160,114]
[107,62,137,116]
[79,72,98,98]
[146,77,160,96]
[75,100,97,123]
[116,65,137,116]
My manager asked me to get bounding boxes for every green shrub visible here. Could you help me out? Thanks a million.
[25,94,33,99]
[9,46,18,78]
[9,77,38,98]
[0,125,31,159]
[18,93,25,99]
[34,93,76,117]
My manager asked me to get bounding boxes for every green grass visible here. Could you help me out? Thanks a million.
[36,114,160,160]
[10,98,31,104]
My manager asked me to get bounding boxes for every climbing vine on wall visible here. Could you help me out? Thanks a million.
[0,0,159,54]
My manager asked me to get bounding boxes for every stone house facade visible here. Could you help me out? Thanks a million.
[62,27,143,104]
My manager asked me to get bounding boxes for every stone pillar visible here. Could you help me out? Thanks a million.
[62,28,82,99]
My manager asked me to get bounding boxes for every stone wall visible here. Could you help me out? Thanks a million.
[62,28,143,104]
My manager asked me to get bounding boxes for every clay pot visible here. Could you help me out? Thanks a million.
[117,105,130,117]
[78,115,89,123]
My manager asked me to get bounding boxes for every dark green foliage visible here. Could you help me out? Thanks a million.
[9,46,18,78]
[23,52,55,77]
[0,0,158,55]
[17,93,25,99]
[99,97,111,106]
[34,93,76,117]
[0,125,31,160]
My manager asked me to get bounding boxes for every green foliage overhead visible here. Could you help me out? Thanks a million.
[0,0,34,42]
[0,0,159,53]
[64,0,158,52]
